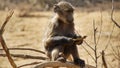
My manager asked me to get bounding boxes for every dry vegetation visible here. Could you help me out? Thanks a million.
[0,2,120,68]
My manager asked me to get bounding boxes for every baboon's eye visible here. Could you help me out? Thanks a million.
[65,10,73,13]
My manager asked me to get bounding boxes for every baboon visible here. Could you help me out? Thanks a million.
[43,1,85,67]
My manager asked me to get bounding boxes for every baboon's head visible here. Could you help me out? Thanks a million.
[53,1,74,23]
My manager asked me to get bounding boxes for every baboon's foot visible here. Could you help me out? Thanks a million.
[56,57,66,63]
[74,58,85,68]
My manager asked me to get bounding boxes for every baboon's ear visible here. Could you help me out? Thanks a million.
[53,4,60,13]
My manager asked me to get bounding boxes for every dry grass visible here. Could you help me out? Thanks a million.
[0,9,120,68]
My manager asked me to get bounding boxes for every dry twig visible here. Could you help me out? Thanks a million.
[111,0,120,28]
[18,61,42,68]
[81,45,95,61]
[96,10,103,45]
[0,53,48,60]
[104,24,115,51]
[93,20,98,68]
[101,51,108,68]
[83,41,94,51]
[110,43,120,61]
[0,10,17,68]
[75,25,96,62]
[0,47,45,54]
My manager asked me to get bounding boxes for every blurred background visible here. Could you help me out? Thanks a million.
[0,0,120,11]
[0,0,120,68]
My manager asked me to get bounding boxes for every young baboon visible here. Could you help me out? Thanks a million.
[43,1,85,67]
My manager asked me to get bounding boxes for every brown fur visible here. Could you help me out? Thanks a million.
[43,1,85,67]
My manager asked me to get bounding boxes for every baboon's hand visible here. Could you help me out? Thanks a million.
[74,58,85,68]
[73,36,87,45]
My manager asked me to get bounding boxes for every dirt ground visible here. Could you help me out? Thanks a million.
[0,8,120,68]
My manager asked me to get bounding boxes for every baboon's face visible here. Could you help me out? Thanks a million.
[54,1,74,23]
[62,9,74,23]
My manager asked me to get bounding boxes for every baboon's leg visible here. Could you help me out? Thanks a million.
[51,45,64,61]
[45,36,74,61]
[45,50,52,60]
[63,46,72,60]
[70,45,79,59]
[70,45,85,67]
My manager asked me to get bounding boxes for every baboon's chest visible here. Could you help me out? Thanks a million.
[56,23,74,35]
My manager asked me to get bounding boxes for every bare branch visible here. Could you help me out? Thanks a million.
[104,24,115,51]
[83,41,95,51]
[101,51,108,68]
[93,20,98,68]
[0,53,48,60]
[0,10,17,68]
[93,20,97,46]
[75,28,95,51]
[34,61,96,68]
[0,36,17,68]
[96,10,103,45]
[97,54,101,59]
[18,61,42,68]
[111,0,120,28]
[107,61,114,68]
[0,10,14,34]
[82,45,95,62]
[110,43,120,61]
[0,47,45,54]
